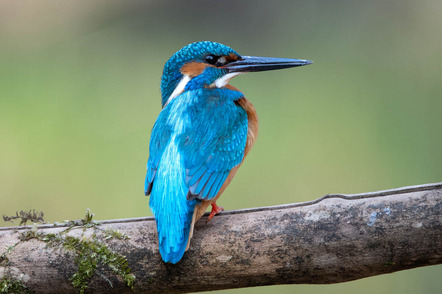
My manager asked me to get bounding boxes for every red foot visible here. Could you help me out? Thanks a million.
[207,203,224,222]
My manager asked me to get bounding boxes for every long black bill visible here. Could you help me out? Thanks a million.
[225,56,312,73]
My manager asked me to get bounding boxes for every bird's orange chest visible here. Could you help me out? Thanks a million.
[236,97,259,158]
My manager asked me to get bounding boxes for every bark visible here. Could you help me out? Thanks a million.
[0,183,441,293]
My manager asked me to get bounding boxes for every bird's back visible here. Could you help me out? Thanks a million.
[146,88,248,263]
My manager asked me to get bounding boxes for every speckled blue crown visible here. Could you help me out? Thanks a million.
[160,41,240,106]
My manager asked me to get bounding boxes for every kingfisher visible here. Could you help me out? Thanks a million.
[144,41,312,263]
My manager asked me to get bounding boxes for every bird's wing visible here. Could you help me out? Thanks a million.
[144,111,173,196]
[183,99,248,201]
[145,89,248,200]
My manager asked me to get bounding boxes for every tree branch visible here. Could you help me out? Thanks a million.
[1,183,441,293]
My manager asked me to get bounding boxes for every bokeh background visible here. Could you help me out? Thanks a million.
[1,0,441,293]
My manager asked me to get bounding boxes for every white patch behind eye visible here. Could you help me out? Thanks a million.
[164,75,191,107]
[217,56,226,64]
[213,72,242,88]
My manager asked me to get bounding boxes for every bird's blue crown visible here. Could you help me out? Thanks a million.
[160,41,240,107]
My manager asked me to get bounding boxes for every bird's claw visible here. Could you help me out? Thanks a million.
[207,203,224,222]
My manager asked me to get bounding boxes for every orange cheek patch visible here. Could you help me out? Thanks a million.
[181,62,209,77]
[227,53,240,62]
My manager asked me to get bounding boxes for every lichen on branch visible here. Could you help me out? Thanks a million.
[1,209,135,294]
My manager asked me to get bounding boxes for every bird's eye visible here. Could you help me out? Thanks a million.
[205,55,218,65]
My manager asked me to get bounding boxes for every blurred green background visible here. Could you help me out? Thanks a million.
[0,0,441,293]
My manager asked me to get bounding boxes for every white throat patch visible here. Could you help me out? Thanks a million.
[213,72,242,88]
[164,75,191,107]
[164,72,243,107]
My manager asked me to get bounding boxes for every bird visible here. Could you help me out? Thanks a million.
[144,41,312,263]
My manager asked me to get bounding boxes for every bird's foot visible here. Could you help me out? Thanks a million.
[207,203,224,222]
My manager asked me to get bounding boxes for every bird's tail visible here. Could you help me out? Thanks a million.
[149,141,199,264]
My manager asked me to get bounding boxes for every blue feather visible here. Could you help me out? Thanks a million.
[146,86,247,263]
[187,165,206,186]
[194,171,212,194]
[208,172,224,198]
[160,41,239,107]
[144,40,310,264]
[181,89,248,201]
[147,94,199,263]
[201,172,218,199]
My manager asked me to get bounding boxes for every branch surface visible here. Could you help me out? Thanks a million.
[1,183,441,293]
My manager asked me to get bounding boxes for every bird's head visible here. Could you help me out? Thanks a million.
[160,41,312,107]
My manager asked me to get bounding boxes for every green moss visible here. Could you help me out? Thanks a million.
[67,237,135,293]
[57,236,135,293]
[0,245,17,266]
[102,228,130,241]
[1,210,135,293]
[0,278,28,294]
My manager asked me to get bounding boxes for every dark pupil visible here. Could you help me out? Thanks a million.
[205,55,218,65]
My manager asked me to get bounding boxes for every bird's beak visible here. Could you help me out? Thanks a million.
[225,56,313,73]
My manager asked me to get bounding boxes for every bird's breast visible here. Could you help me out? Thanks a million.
[235,97,259,158]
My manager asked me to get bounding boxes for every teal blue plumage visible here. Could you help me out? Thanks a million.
[160,42,238,107]
[146,88,247,263]
[144,41,312,263]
